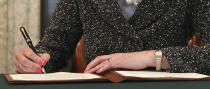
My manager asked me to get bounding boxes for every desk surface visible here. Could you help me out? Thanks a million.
[1,74,210,89]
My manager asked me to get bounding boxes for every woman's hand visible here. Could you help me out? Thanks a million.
[85,50,157,74]
[15,46,50,74]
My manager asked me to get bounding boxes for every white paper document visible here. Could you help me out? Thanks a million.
[9,71,209,81]
[10,72,102,81]
[115,71,209,78]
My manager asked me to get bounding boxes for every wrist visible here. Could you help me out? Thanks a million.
[142,50,170,70]
[147,50,156,68]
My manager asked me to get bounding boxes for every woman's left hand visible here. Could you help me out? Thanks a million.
[84,50,156,74]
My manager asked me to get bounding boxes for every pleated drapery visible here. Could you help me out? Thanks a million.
[0,0,41,73]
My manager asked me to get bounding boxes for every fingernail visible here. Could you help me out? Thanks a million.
[42,60,47,66]
[36,67,43,72]
[39,61,43,66]
[84,70,91,73]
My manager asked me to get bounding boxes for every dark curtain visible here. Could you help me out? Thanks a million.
[41,0,58,39]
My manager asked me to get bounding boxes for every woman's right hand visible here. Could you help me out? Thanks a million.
[15,46,50,74]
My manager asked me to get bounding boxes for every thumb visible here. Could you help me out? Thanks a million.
[38,53,50,66]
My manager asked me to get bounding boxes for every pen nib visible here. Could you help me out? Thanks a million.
[41,66,46,74]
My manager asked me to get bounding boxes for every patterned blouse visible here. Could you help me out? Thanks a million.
[36,0,210,74]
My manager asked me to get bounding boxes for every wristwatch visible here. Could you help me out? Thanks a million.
[154,50,163,71]
[126,0,139,6]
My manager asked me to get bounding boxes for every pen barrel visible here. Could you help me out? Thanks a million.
[27,42,38,54]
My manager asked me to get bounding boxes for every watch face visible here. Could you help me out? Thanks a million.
[155,51,162,56]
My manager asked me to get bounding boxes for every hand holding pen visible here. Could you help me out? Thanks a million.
[15,27,50,74]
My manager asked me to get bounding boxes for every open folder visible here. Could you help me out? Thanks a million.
[5,71,210,83]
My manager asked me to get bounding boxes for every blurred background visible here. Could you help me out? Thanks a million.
[0,0,58,73]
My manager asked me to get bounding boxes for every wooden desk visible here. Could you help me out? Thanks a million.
[1,74,210,89]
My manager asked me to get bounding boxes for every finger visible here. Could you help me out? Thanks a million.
[16,54,43,73]
[15,60,24,74]
[15,59,33,74]
[15,55,26,73]
[15,64,28,74]
[16,65,41,74]
[86,62,105,73]
[22,47,42,64]
[96,61,112,74]
[22,60,43,73]
[21,65,42,74]
[86,55,110,70]
[38,53,50,66]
